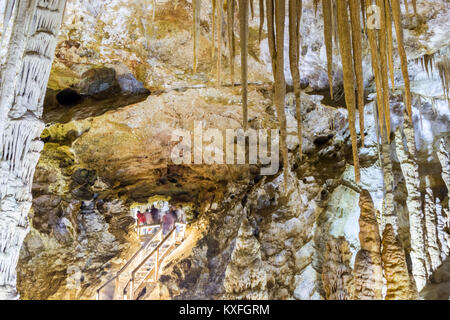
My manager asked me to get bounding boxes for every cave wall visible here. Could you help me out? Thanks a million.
[3,0,449,299]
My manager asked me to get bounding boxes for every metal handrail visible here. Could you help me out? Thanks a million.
[96,227,162,299]
[123,227,177,299]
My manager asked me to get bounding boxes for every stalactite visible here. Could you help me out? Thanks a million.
[227,0,236,86]
[382,224,420,300]
[391,0,413,120]
[394,122,428,291]
[367,26,385,140]
[265,0,275,77]
[404,0,409,14]
[239,0,248,130]
[377,0,391,141]
[212,0,216,60]
[274,0,289,189]
[336,0,360,184]
[424,176,442,272]
[193,0,201,73]
[349,0,364,146]
[412,0,417,14]
[322,0,334,100]
[258,0,264,42]
[313,0,319,16]
[437,57,449,102]
[249,0,254,19]
[321,236,353,300]
[288,0,302,160]
[217,0,223,87]
[385,0,395,87]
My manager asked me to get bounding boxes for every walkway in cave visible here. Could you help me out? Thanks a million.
[96,201,187,300]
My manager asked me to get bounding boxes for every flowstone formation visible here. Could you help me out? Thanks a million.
[0,0,448,300]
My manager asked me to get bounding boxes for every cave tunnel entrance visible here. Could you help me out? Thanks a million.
[56,88,83,107]
[130,197,189,243]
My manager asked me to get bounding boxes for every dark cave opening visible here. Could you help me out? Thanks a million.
[56,88,82,107]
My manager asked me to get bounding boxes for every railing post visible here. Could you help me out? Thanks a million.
[130,275,134,300]
[96,290,100,300]
[154,248,159,282]
[114,276,120,300]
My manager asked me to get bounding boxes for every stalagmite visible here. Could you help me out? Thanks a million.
[382,224,419,300]
[424,176,441,272]
[394,122,427,291]
[0,0,67,299]
[352,190,383,300]
[288,0,302,160]
[322,0,333,99]
[239,0,248,130]
[227,0,236,85]
[336,0,360,184]
[349,0,364,146]
[321,236,353,300]
[391,0,413,120]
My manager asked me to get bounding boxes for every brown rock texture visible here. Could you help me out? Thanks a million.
[352,190,383,300]
[382,224,419,300]
[321,236,353,300]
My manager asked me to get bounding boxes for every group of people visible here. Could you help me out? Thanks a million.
[136,205,186,235]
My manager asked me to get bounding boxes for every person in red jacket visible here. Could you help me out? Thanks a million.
[136,210,146,225]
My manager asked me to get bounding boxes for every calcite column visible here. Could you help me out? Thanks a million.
[0,0,67,299]
[380,133,397,233]
[424,176,441,272]
[436,137,450,192]
[321,236,353,300]
[352,190,383,300]
[394,118,428,291]
[381,224,419,300]
[436,198,449,261]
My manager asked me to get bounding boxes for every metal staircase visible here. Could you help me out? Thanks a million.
[96,223,186,300]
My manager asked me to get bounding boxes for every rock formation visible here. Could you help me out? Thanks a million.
[224,215,269,300]
[0,0,447,301]
[352,190,383,300]
[321,236,352,300]
[382,224,419,300]
[0,0,66,299]
[394,120,428,291]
